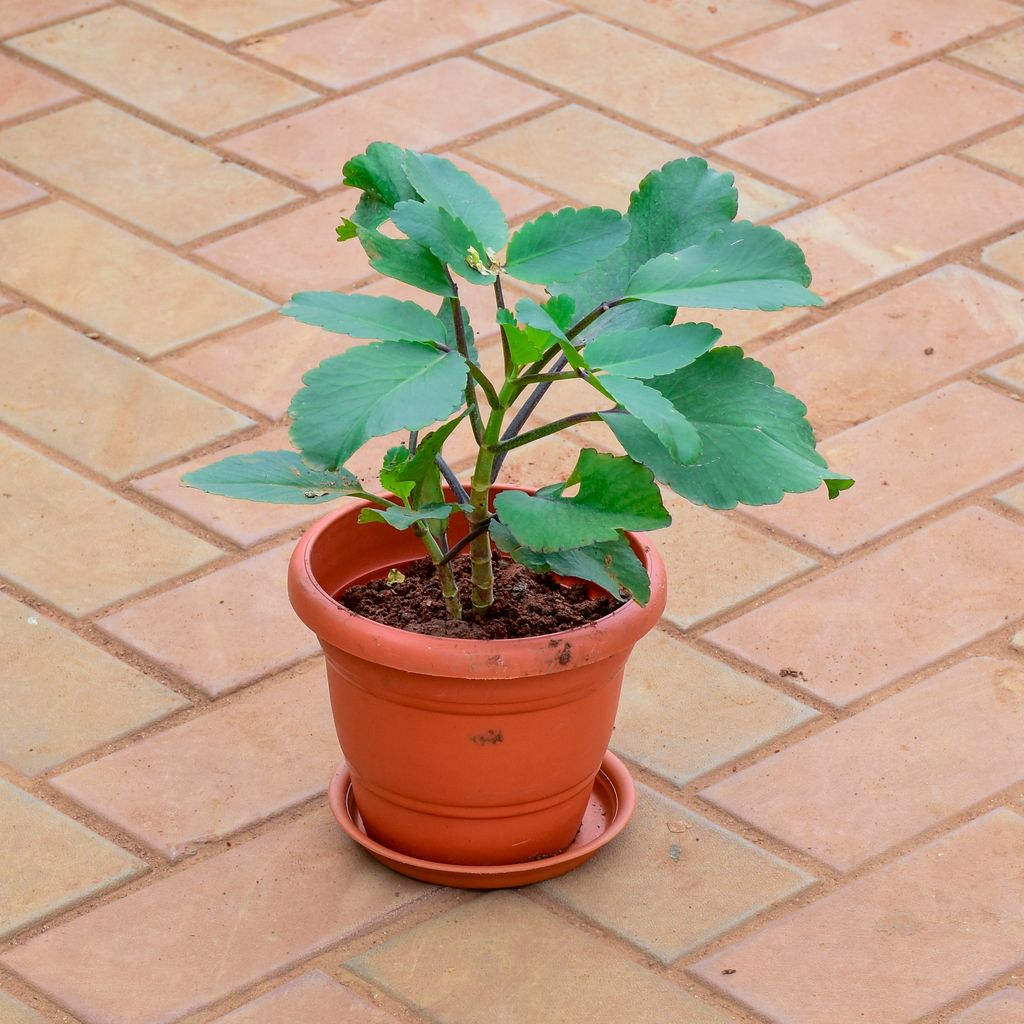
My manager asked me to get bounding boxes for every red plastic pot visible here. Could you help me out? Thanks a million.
[288,486,666,867]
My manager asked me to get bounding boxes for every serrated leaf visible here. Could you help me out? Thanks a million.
[604,347,853,508]
[182,451,363,505]
[342,142,418,208]
[543,294,576,331]
[389,416,465,500]
[585,322,720,378]
[505,207,629,284]
[493,449,669,552]
[515,297,568,340]
[627,221,824,311]
[379,445,415,499]
[359,502,464,530]
[601,376,701,464]
[281,292,447,344]
[289,341,468,471]
[356,225,454,297]
[391,201,495,283]
[490,522,650,605]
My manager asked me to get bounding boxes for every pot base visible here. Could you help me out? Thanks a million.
[328,751,636,889]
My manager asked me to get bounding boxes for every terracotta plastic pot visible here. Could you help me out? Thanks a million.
[288,486,666,867]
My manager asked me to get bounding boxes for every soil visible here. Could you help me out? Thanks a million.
[338,554,621,639]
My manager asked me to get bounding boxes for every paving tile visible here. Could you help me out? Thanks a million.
[0,0,101,37]
[0,309,252,479]
[544,782,812,964]
[571,0,794,48]
[0,592,187,776]
[212,971,398,1024]
[966,125,1024,180]
[613,629,817,786]
[706,507,1024,707]
[0,780,145,940]
[0,202,273,357]
[703,658,1024,870]
[0,101,299,244]
[952,990,1024,1024]
[716,63,1024,197]
[349,892,736,1024]
[757,265,1024,436]
[997,483,1024,515]
[0,433,222,617]
[691,810,1024,1024]
[984,230,1024,284]
[749,382,1024,555]
[955,25,1024,87]
[8,7,316,137]
[482,16,796,145]
[0,991,44,1024]
[98,542,317,696]
[135,0,337,42]
[223,58,554,191]
[54,663,337,860]
[243,0,559,89]
[1,807,427,1024]
[0,167,44,213]
[717,0,1019,94]
[777,157,1024,302]
[0,52,76,121]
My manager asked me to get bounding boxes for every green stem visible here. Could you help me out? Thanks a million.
[492,412,604,454]
[515,371,578,385]
[416,525,463,620]
[467,408,503,617]
[493,276,513,379]
[448,290,486,445]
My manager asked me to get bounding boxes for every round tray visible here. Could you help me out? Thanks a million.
[327,751,635,888]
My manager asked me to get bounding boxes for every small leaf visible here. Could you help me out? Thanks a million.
[182,451,363,504]
[498,308,556,366]
[493,449,670,552]
[585,323,720,378]
[505,207,629,284]
[543,294,576,331]
[281,292,447,344]
[356,225,454,297]
[385,568,406,586]
[387,416,465,502]
[601,376,701,464]
[379,445,415,499]
[391,201,495,283]
[342,142,418,208]
[515,297,568,340]
[359,502,463,531]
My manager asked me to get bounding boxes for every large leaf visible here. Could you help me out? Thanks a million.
[403,152,508,252]
[585,322,720,378]
[504,207,629,284]
[391,201,495,283]
[490,522,651,606]
[342,142,418,208]
[281,292,447,344]
[181,451,363,504]
[604,347,854,508]
[600,376,701,465]
[493,449,669,552]
[289,341,468,471]
[354,225,454,297]
[627,221,823,311]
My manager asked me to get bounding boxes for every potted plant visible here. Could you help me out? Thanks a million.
[184,144,851,887]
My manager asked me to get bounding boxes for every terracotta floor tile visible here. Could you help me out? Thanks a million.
[717,0,1019,94]
[966,125,1024,181]
[97,543,318,696]
[0,166,44,213]
[0,807,427,1024]
[0,434,222,618]
[777,157,1024,301]
[0,101,299,244]
[544,782,812,964]
[0,0,101,37]
[716,63,1024,197]
[984,230,1024,284]
[212,971,398,1024]
[0,592,187,776]
[706,507,1024,707]
[703,658,1024,870]
[951,989,1024,1024]
[748,382,1024,554]
[0,309,252,479]
[243,0,559,89]
[691,811,1024,1024]
[613,629,817,786]
[757,265,1024,437]
[0,52,76,121]
[0,991,44,1024]
[955,25,1024,87]
[135,0,337,42]
[0,202,272,357]
[997,482,1024,515]
[222,58,554,191]
[0,780,145,940]
[482,16,797,145]
[349,892,736,1024]
[8,7,316,137]
[54,663,338,860]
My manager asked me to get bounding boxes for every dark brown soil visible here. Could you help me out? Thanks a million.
[339,554,621,639]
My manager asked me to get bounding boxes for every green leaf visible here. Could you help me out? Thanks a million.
[493,449,670,552]
[379,446,415,499]
[181,451,363,504]
[403,152,508,252]
[436,297,477,362]
[289,341,468,471]
[515,297,568,340]
[359,502,464,531]
[387,416,465,501]
[626,221,824,311]
[281,292,447,344]
[490,522,651,605]
[391,201,495,283]
[342,142,418,208]
[601,376,701,464]
[504,207,629,284]
[604,347,853,509]
[497,307,556,366]
[356,225,454,297]
[543,294,576,331]
[585,322,720,378]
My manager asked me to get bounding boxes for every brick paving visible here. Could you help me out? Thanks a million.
[0,1,1022,1022]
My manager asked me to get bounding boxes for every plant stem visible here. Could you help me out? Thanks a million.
[493,276,513,379]
[436,517,492,568]
[415,525,463,620]
[515,371,578,385]
[448,288,486,445]
[566,296,632,340]
[492,412,604,455]
[436,455,471,504]
[466,407,503,617]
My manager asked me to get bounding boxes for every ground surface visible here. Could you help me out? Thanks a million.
[1,1,1024,1022]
